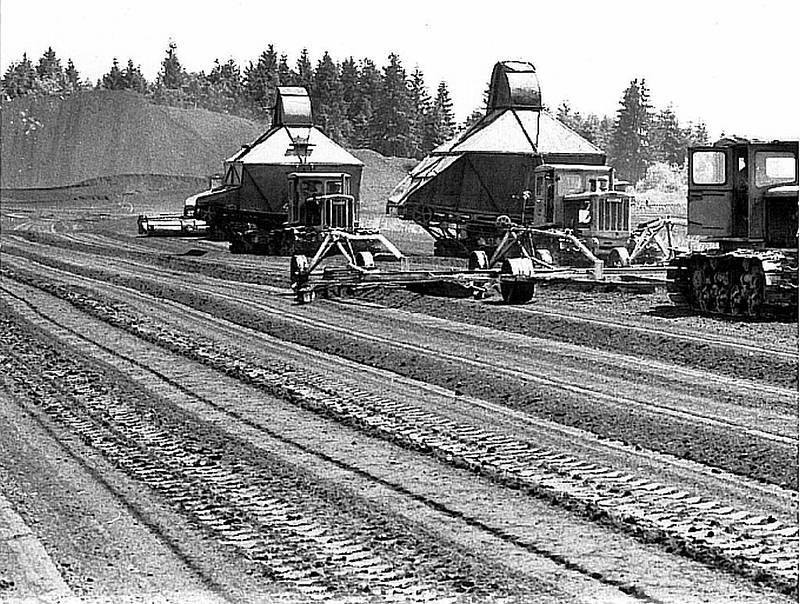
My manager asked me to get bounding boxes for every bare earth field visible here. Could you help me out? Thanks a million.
[0,188,797,604]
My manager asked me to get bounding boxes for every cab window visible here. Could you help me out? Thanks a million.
[755,152,797,187]
[559,173,583,194]
[326,180,343,195]
[692,150,726,185]
[535,176,544,197]
[300,180,323,198]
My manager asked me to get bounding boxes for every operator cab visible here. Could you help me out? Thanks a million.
[287,172,357,230]
[688,139,798,249]
[529,164,631,242]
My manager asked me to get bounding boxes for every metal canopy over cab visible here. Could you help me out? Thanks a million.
[687,138,798,248]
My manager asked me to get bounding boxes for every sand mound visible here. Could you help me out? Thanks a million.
[1,90,263,189]
[0,91,417,218]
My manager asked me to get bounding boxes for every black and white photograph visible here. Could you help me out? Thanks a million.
[0,1,798,602]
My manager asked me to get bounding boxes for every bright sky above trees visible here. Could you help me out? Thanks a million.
[2,0,797,140]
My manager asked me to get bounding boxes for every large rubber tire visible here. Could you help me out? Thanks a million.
[354,251,375,269]
[500,282,536,304]
[499,257,536,304]
[290,254,309,285]
[534,248,554,266]
[607,247,630,268]
[468,250,489,270]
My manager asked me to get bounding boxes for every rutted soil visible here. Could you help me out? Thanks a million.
[12,229,797,390]
[3,257,797,490]
[0,308,555,603]
[2,273,797,599]
[1,201,797,602]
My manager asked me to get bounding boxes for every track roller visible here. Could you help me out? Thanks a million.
[667,250,794,318]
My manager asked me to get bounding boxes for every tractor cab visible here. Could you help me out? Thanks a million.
[528,164,631,251]
[287,172,357,231]
[688,138,798,249]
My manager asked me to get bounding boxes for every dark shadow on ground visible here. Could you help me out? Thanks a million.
[645,304,798,324]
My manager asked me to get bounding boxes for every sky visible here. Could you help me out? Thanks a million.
[1,0,798,140]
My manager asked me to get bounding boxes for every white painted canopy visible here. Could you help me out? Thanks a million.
[226,125,363,167]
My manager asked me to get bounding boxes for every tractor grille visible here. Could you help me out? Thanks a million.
[325,197,352,228]
[597,197,629,232]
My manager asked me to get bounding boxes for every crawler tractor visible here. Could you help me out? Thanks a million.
[667,138,798,317]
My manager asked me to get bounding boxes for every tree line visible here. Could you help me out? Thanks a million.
[3,45,710,180]
[558,79,710,182]
[1,43,457,159]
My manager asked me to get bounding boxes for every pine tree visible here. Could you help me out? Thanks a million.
[1,53,37,98]
[424,81,456,152]
[408,66,432,158]
[593,115,615,151]
[100,58,125,90]
[160,41,185,89]
[183,71,207,109]
[64,59,81,91]
[608,78,653,182]
[277,53,293,85]
[350,59,382,148]
[689,121,710,146]
[312,52,345,140]
[244,45,279,118]
[207,58,242,113]
[461,108,484,132]
[370,53,414,157]
[556,101,573,126]
[651,105,685,166]
[295,48,314,91]
[577,113,600,144]
[340,57,359,119]
[35,47,65,93]
[556,100,587,134]
[122,59,148,93]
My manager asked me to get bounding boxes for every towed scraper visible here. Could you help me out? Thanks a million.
[290,215,669,305]
[289,233,538,305]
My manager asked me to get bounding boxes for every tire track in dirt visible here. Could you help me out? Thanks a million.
[2,270,797,596]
